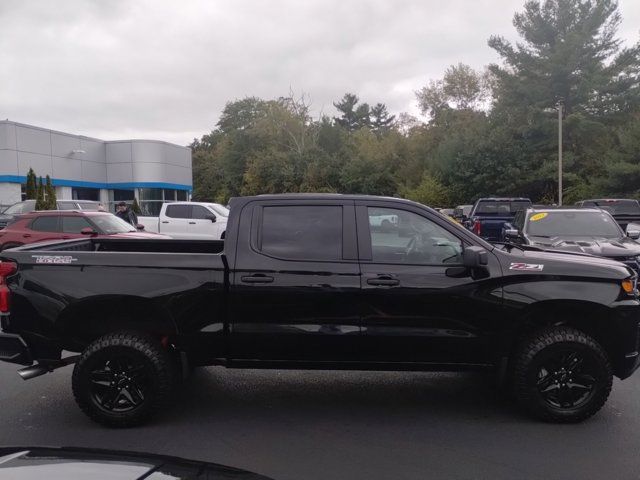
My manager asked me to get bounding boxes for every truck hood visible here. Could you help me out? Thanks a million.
[528,236,640,260]
[495,246,634,280]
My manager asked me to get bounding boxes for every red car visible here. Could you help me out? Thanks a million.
[0,211,169,250]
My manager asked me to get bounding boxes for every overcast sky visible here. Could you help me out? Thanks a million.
[1,0,639,146]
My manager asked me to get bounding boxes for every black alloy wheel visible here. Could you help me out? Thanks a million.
[513,326,612,423]
[535,350,597,409]
[89,356,148,413]
[72,332,176,427]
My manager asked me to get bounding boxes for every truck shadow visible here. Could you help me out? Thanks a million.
[170,367,519,423]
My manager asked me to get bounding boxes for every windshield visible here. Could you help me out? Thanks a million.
[526,211,622,238]
[474,200,531,215]
[4,202,35,215]
[207,204,229,217]
[89,214,136,234]
[583,200,640,215]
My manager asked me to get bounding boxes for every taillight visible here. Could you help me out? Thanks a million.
[472,220,482,236]
[0,261,17,314]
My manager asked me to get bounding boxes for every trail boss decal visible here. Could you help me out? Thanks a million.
[509,262,544,271]
[32,255,78,265]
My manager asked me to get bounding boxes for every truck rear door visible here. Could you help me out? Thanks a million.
[229,199,361,362]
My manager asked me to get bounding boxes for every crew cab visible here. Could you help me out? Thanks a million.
[465,197,532,241]
[0,211,168,251]
[0,194,638,427]
[138,201,228,239]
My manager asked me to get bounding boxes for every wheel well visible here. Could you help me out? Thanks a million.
[56,296,178,351]
[508,301,620,366]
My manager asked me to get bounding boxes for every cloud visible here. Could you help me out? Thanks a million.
[1,0,638,145]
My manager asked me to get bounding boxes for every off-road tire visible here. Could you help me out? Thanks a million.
[513,326,612,423]
[72,331,176,428]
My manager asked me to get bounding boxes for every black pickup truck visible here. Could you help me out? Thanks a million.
[0,194,639,427]
[575,199,640,232]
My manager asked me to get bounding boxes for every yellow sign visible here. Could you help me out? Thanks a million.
[530,212,548,222]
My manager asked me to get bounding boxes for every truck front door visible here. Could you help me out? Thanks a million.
[230,200,361,361]
[356,202,503,365]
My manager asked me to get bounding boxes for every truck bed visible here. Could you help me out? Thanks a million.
[7,238,225,254]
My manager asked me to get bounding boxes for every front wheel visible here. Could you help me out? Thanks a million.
[513,326,612,423]
[72,332,176,427]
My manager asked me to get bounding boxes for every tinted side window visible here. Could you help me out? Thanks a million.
[260,206,342,261]
[191,205,213,219]
[62,216,93,233]
[30,216,60,232]
[165,205,191,219]
[367,207,462,265]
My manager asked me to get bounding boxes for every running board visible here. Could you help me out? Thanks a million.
[17,355,80,381]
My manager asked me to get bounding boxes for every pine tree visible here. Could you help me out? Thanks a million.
[45,175,57,209]
[370,103,396,135]
[25,168,37,200]
[131,197,141,214]
[333,93,370,132]
[35,177,46,210]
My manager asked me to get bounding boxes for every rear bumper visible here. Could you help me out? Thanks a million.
[0,333,32,366]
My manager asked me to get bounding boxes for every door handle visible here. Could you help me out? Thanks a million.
[161,221,169,224]
[241,274,274,284]
[367,275,399,286]
[188,221,196,224]
[22,234,31,238]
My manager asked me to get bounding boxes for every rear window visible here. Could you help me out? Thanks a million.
[260,206,342,261]
[30,216,59,232]
[474,200,531,215]
[166,205,191,219]
[583,200,640,215]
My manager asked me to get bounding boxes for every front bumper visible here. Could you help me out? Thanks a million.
[0,333,32,366]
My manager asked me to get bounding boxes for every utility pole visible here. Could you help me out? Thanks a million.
[557,99,564,206]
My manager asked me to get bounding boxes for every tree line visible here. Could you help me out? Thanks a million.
[190,0,640,207]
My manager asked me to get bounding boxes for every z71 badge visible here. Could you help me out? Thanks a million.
[32,255,78,265]
[509,262,544,271]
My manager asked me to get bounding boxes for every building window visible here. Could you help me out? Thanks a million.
[72,188,99,201]
[137,188,190,216]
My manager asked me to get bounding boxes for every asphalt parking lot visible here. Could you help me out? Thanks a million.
[0,362,638,480]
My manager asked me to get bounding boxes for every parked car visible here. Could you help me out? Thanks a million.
[453,204,473,223]
[503,207,640,273]
[0,194,639,427]
[465,197,532,241]
[0,199,102,229]
[138,201,228,239]
[0,210,168,250]
[0,446,273,479]
[575,199,640,232]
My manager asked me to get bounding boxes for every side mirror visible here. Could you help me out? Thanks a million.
[206,214,217,223]
[80,227,97,236]
[504,228,519,238]
[627,230,640,240]
[463,246,488,268]
[136,223,145,231]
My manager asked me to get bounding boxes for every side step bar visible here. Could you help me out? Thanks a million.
[18,355,80,381]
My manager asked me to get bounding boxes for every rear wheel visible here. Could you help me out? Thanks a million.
[513,326,612,423]
[72,332,176,427]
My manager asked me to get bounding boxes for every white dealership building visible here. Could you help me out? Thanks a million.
[0,120,192,214]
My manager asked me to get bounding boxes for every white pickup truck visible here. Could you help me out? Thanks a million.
[138,202,228,239]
